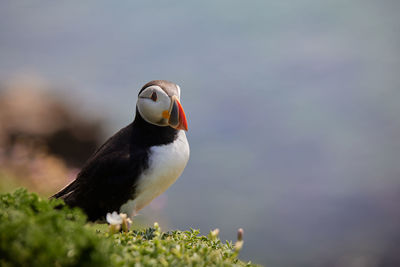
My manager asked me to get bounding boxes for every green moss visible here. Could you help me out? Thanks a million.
[0,189,255,266]
[0,188,113,267]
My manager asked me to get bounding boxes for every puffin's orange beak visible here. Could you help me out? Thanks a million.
[167,96,188,131]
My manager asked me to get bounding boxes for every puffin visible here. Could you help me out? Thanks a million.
[52,80,190,221]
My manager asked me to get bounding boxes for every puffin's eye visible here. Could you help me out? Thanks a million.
[151,92,157,102]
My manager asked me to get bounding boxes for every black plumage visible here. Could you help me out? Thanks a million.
[52,107,179,221]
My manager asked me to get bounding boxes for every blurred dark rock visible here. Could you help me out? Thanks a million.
[0,81,104,168]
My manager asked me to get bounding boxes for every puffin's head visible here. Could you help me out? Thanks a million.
[136,80,188,131]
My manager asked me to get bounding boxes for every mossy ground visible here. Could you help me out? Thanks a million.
[0,189,255,266]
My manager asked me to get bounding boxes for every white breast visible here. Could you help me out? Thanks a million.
[120,131,189,218]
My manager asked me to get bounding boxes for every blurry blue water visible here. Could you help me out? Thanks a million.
[1,1,400,266]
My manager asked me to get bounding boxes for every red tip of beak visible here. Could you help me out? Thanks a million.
[176,99,188,131]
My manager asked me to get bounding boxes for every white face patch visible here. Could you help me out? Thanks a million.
[137,86,171,126]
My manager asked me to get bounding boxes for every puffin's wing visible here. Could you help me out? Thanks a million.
[51,124,147,220]
[51,125,125,200]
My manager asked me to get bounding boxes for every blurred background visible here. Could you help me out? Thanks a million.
[1,1,400,266]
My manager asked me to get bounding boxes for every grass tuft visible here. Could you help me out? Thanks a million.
[0,189,255,266]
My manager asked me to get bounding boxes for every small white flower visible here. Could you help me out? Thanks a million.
[211,228,220,238]
[106,211,123,225]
